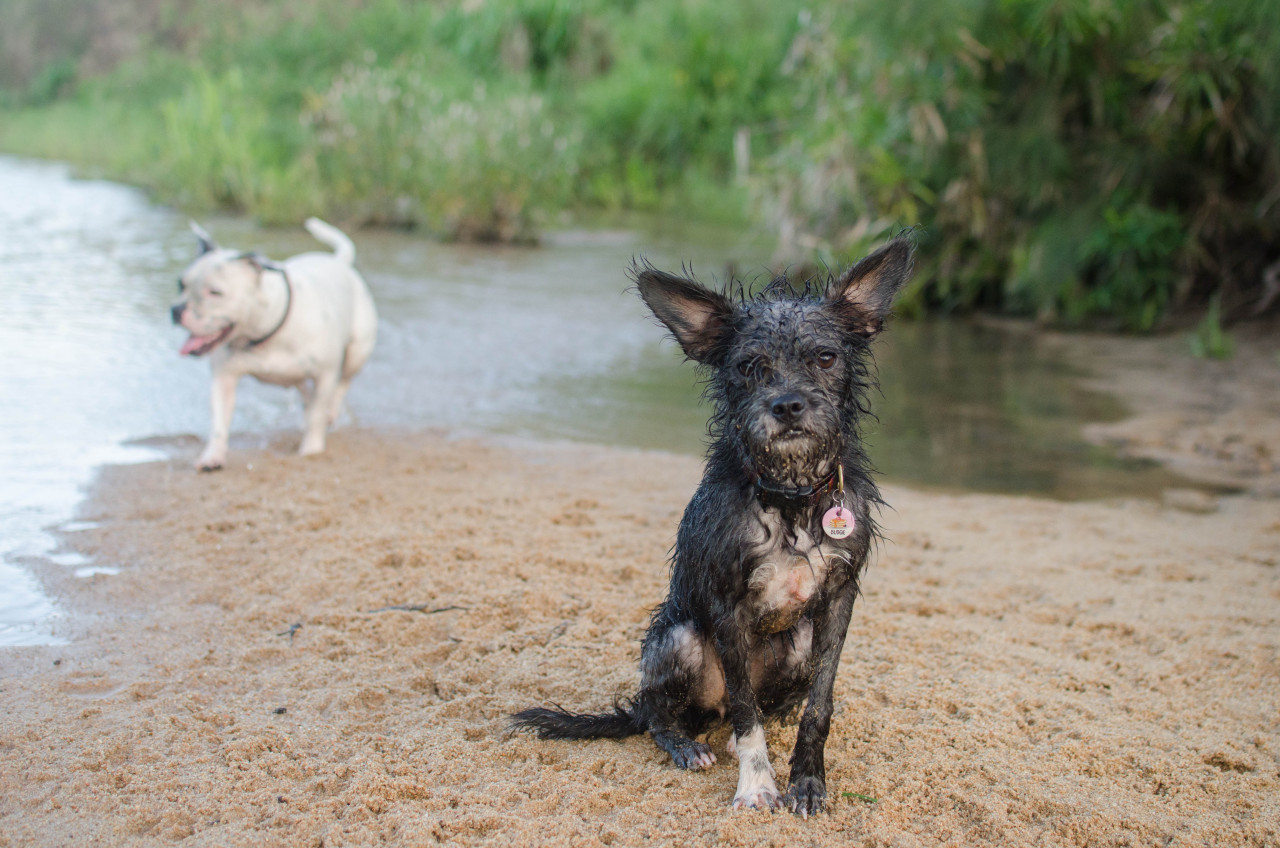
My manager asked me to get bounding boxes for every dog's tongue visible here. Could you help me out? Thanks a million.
[180,333,218,356]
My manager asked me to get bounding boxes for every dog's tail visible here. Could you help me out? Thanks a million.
[510,699,644,740]
[304,217,356,265]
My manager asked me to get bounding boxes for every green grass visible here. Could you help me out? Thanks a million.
[1,0,1276,326]
[1189,294,1235,360]
[0,100,163,180]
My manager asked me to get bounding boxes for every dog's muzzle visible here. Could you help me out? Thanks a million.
[170,303,186,325]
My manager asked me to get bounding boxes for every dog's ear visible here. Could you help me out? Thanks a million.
[632,260,735,364]
[237,252,284,284]
[190,221,218,255]
[239,252,279,271]
[828,237,914,338]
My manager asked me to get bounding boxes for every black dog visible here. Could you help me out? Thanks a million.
[512,238,913,815]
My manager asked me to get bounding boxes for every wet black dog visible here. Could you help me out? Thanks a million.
[512,238,913,815]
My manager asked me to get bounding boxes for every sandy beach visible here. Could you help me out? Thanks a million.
[1,327,1278,847]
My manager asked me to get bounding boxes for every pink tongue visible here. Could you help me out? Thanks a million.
[181,334,218,356]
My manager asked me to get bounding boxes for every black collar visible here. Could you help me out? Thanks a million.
[246,265,292,348]
[745,461,840,511]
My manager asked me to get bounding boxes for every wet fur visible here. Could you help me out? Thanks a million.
[512,238,914,815]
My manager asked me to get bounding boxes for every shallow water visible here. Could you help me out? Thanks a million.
[0,155,1193,644]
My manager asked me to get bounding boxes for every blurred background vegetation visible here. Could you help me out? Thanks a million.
[1,0,1277,329]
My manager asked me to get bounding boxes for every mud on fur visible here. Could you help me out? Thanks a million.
[511,237,914,816]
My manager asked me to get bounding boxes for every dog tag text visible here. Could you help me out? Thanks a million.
[822,506,855,539]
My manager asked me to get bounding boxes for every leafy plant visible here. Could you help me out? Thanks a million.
[754,0,1280,327]
[1,0,1275,326]
[1189,293,1235,359]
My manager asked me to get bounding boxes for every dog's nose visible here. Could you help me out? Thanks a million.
[170,303,185,325]
[770,393,807,422]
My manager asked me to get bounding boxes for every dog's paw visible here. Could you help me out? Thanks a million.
[195,455,225,472]
[732,784,783,812]
[672,741,716,770]
[785,775,827,818]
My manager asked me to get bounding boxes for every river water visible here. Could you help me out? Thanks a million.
[0,156,1191,645]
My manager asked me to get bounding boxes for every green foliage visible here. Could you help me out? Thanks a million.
[305,58,580,239]
[1077,202,1188,331]
[435,0,598,81]
[157,68,275,211]
[575,0,796,208]
[23,57,76,105]
[755,0,1280,327]
[0,0,1276,325]
[1189,294,1234,359]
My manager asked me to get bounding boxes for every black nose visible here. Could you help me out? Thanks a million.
[770,393,807,423]
[171,303,185,325]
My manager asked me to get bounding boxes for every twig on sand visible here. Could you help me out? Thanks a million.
[843,791,878,804]
[366,603,469,615]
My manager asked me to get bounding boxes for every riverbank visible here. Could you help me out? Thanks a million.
[6,1,1277,325]
[1,402,1277,846]
[1067,317,1280,499]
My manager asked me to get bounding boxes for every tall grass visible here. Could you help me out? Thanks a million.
[0,0,1276,326]
[306,58,580,240]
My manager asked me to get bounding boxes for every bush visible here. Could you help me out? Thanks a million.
[755,0,1280,328]
[304,57,581,239]
[2,0,1276,325]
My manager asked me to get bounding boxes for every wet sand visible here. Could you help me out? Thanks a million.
[2,333,1279,847]
[1068,319,1280,499]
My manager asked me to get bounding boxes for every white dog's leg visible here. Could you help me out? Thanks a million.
[197,372,238,471]
[327,377,352,427]
[299,371,339,456]
[731,725,781,811]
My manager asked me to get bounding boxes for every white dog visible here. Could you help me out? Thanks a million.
[171,218,378,471]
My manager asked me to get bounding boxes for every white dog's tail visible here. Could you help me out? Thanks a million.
[304,217,356,265]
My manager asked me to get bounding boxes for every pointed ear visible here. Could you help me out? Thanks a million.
[190,221,218,255]
[631,260,735,364]
[828,237,914,337]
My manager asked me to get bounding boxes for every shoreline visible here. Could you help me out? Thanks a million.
[1,324,1277,845]
[1,424,1277,846]
[1062,318,1280,500]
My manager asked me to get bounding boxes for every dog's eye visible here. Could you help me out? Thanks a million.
[207,288,223,297]
[815,351,837,370]
[736,359,755,378]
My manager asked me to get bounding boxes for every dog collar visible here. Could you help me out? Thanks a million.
[747,463,840,511]
[246,264,292,348]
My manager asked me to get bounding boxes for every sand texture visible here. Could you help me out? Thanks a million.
[2,326,1279,847]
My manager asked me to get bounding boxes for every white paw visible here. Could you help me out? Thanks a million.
[196,452,225,472]
[298,440,325,457]
[732,782,783,811]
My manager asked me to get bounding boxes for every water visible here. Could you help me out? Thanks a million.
[0,156,1194,645]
